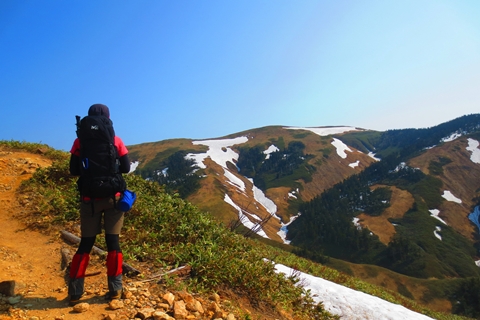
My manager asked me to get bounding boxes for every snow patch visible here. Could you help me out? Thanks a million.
[277,214,300,244]
[187,136,248,169]
[129,161,139,173]
[393,162,407,172]
[249,178,279,218]
[331,138,352,159]
[352,217,362,230]
[223,169,246,192]
[441,132,462,142]
[368,152,380,161]
[442,190,462,204]
[349,160,360,168]
[466,138,480,164]
[263,145,279,159]
[434,226,442,240]
[273,263,435,320]
[429,209,447,225]
[224,194,269,239]
[285,126,359,136]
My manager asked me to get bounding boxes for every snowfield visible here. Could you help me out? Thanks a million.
[273,263,434,320]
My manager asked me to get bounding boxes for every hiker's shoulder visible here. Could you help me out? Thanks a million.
[114,136,128,156]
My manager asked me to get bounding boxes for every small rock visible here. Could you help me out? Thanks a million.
[188,300,204,314]
[136,307,156,319]
[162,292,175,306]
[109,299,124,310]
[152,311,172,320]
[173,300,188,320]
[208,301,224,319]
[140,290,151,297]
[72,302,90,313]
[104,313,117,320]
[210,292,220,304]
[157,302,170,310]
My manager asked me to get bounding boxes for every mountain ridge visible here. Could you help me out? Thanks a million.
[127,114,480,317]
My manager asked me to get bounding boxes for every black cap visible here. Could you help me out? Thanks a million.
[88,104,110,118]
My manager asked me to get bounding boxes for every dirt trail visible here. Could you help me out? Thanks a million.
[0,150,128,319]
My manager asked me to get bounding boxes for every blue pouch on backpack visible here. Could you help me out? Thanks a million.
[117,190,136,212]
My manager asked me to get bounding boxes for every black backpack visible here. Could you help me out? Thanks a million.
[75,115,126,198]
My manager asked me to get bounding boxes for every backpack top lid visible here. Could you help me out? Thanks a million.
[76,104,115,143]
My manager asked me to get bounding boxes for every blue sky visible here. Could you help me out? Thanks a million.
[1,1,479,151]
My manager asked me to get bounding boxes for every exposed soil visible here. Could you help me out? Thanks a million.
[357,185,415,244]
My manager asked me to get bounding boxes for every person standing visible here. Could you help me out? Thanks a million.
[68,103,130,305]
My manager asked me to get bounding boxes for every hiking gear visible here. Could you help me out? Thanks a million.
[107,250,123,277]
[107,250,123,293]
[77,236,96,254]
[105,234,121,252]
[68,253,89,297]
[117,189,137,211]
[69,253,90,279]
[105,289,123,301]
[75,114,126,199]
[80,198,124,237]
[69,293,83,306]
[68,278,84,300]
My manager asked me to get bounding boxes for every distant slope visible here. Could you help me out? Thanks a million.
[125,114,480,316]
[128,125,379,242]
[128,115,480,275]
[287,114,480,280]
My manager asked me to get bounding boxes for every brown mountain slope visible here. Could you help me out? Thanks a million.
[128,126,378,243]
[357,186,415,244]
[408,137,480,240]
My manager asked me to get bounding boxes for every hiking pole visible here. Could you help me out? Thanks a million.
[75,115,81,138]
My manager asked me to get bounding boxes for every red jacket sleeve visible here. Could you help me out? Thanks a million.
[114,136,128,157]
[70,138,81,156]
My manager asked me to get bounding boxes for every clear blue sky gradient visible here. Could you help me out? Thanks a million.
[1,1,479,151]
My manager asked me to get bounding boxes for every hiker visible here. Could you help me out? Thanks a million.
[68,103,130,305]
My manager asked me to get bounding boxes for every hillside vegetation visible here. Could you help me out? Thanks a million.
[1,140,468,319]
[124,114,480,318]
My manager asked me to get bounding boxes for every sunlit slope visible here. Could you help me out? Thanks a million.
[408,136,480,240]
[128,125,380,242]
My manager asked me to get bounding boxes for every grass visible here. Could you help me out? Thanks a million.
[6,141,475,320]
[0,139,68,161]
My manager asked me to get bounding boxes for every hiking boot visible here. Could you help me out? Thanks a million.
[69,294,83,306]
[105,289,122,301]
